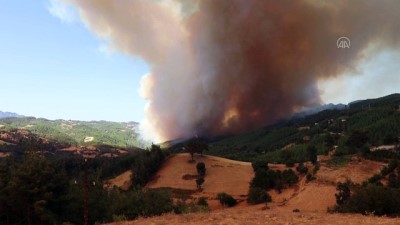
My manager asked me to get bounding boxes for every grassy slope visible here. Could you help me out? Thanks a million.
[0,117,148,148]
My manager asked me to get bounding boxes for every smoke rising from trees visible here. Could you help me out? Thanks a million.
[65,0,400,141]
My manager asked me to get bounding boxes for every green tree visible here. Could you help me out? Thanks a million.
[346,131,369,149]
[335,180,352,205]
[196,177,205,190]
[217,192,237,207]
[296,162,308,174]
[307,145,318,164]
[251,159,269,172]
[196,162,206,177]
[6,153,68,224]
[197,197,208,207]
[247,187,271,204]
[184,139,208,161]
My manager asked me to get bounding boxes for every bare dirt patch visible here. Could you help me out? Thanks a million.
[104,170,133,191]
[318,158,386,184]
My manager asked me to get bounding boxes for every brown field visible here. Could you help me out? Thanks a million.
[147,153,253,197]
[104,170,133,191]
[107,153,396,224]
[109,207,400,225]
[317,158,386,184]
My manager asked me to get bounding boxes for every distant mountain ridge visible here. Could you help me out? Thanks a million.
[293,103,347,119]
[0,111,25,119]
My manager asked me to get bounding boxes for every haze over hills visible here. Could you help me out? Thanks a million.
[0,111,24,119]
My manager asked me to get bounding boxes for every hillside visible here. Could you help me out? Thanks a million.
[140,153,384,212]
[147,153,253,209]
[108,153,393,225]
[206,93,400,162]
[0,116,148,148]
[109,208,400,225]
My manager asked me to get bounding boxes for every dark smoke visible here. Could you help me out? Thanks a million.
[66,0,400,141]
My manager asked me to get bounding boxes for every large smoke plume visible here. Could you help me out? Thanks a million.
[65,0,400,141]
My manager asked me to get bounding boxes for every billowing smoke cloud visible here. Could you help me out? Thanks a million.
[65,0,400,141]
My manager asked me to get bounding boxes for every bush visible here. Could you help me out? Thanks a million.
[307,145,318,164]
[196,162,206,176]
[285,160,295,167]
[196,177,205,190]
[296,163,308,174]
[251,159,269,172]
[250,168,299,190]
[306,173,314,182]
[335,183,400,216]
[217,192,237,207]
[138,189,174,217]
[312,163,320,175]
[247,187,271,204]
[197,197,208,207]
[251,168,276,189]
[281,169,298,185]
[173,200,209,214]
[335,180,352,205]
[367,174,383,184]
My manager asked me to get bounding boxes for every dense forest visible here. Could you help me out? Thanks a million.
[0,144,177,225]
[206,94,400,163]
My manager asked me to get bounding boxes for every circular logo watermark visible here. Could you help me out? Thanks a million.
[337,37,350,49]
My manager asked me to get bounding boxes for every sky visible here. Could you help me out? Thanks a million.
[0,0,399,123]
[0,0,148,122]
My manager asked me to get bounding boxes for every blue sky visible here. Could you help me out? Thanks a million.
[0,0,148,122]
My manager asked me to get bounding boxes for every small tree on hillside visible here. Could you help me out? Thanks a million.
[217,192,237,207]
[251,159,269,172]
[247,187,271,204]
[307,145,318,164]
[184,138,208,161]
[335,180,352,205]
[196,177,205,190]
[196,162,206,177]
[296,162,308,174]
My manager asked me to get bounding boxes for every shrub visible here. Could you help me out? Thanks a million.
[197,197,208,207]
[307,145,318,164]
[285,160,295,167]
[217,192,237,207]
[139,189,174,217]
[335,180,352,205]
[173,200,208,214]
[196,162,206,176]
[367,174,383,184]
[312,163,320,175]
[296,163,308,174]
[251,159,269,172]
[335,183,400,216]
[306,173,314,182]
[251,168,276,189]
[247,187,271,204]
[281,169,298,185]
[196,177,205,190]
[388,159,399,172]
